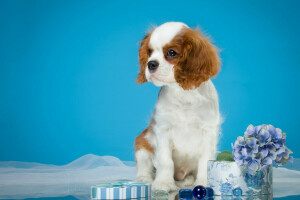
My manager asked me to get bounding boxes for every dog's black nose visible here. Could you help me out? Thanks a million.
[147,60,159,71]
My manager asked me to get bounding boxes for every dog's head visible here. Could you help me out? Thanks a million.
[136,22,220,90]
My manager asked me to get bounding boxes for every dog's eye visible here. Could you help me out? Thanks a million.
[147,48,152,55]
[166,49,177,58]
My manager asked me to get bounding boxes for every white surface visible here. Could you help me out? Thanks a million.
[273,167,300,198]
[0,154,136,199]
[0,154,299,199]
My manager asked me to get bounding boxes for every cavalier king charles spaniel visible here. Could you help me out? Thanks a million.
[134,22,221,191]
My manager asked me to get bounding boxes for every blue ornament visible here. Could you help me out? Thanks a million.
[232,187,242,197]
[179,189,193,200]
[206,187,214,197]
[193,185,206,199]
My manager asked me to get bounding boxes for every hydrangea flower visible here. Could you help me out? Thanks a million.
[232,124,293,175]
[233,147,250,166]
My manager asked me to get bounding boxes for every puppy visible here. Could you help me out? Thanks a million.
[134,22,221,191]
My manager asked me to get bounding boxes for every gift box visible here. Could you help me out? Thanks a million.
[207,160,272,196]
[91,182,151,200]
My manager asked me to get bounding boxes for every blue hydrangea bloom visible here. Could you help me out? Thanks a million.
[245,137,259,157]
[247,159,260,175]
[244,124,257,136]
[232,124,293,174]
[258,128,271,146]
[233,147,251,166]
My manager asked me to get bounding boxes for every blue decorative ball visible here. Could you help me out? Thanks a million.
[179,189,193,200]
[206,187,214,197]
[193,185,207,199]
[232,187,243,197]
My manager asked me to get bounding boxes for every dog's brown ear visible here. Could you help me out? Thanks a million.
[136,32,152,84]
[174,28,220,90]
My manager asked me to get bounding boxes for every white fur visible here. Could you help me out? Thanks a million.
[136,22,221,192]
[146,22,187,86]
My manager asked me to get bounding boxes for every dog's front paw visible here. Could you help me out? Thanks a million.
[176,175,195,188]
[152,179,179,192]
[135,176,153,183]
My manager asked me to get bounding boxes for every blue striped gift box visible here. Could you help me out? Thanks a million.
[91,182,151,200]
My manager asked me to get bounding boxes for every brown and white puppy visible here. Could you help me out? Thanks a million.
[135,22,221,191]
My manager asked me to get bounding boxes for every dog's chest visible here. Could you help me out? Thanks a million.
[155,93,207,153]
[153,83,218,157]
[170,110,206,157]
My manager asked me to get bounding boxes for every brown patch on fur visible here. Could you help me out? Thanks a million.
[136,32,152,84]
[163,27,220,90]
[134,120,155,154]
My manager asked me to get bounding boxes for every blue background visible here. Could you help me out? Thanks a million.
[0,0,299,165]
